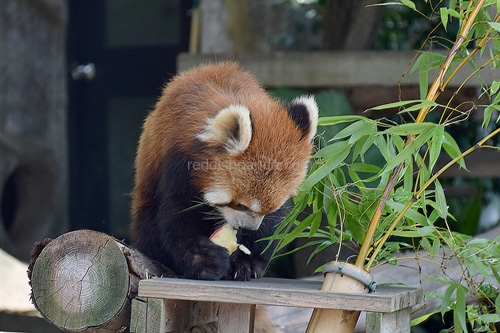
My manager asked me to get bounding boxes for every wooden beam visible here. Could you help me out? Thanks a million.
[177,52,491,88]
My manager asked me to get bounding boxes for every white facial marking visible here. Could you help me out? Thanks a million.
[219,206,265,231]
[250,199,261,213]
[204,188,232,206]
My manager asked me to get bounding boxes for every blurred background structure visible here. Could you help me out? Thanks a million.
[0,0,68,262]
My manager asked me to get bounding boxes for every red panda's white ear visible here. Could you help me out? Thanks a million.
[197,105,252,155]
[289,95,319,142]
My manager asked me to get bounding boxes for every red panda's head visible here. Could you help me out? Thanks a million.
[194,95,318,230]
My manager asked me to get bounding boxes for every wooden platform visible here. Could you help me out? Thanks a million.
[132,277,422,333]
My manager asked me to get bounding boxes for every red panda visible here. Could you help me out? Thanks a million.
[130,62,318,280]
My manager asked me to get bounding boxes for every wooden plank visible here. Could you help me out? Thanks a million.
[138,277,421,313]
[130,298,147,333]
[131,298,218,333]
[130,297,166,333]
[161,299,190,332]
[177,52,489,88]
[218,303,255,333]
[366,308,411,333]
[189,301,218,327]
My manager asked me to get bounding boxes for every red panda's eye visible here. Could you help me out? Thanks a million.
[234,203,249,211]
[214,204,227,208]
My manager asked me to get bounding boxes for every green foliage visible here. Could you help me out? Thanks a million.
[270,0,500,331]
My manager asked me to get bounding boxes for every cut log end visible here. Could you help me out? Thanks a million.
[29,230,130,331]
[28,229,172,332]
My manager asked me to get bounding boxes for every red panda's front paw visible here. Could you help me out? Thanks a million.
[225,258,267,281]
[185,239,231,280]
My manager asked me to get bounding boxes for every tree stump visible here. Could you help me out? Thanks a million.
[28,229,172,332]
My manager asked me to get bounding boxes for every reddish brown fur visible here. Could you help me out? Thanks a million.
[130,62,316,280]
[132,62,313,218]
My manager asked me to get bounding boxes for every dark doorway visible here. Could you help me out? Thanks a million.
[67,0,192,239]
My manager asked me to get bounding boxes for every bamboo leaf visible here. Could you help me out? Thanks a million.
[403,156,414,191]
[483,96,500,127]
[331,120,369,141]
[348,163,381,174]
[401,0,416,10]
[382,122,438,135]
[411,311,441,326]
[301,144,351,190]
[347,164,383,184]
[276,212,320,251]
[440,7,449,31]
[268,198,307,245]
[375,134,391,162]
[430,238,441,258]
[481,105,495,128]
[347,168,364,190]
[349,122,376,144]
[479,314,500,323]
[392,134,405,153]
[490,80,500,95]
[488,21,500,33]
[434,179,448,219]
[308,210,323,238]
[420,237,432,253]
[331,167,347,188]
[400,100,438,113]
[318,115,367,126]
[419,52,430,99]
[428,125,444,172]
[386,201,430,226]
[418,160,430,198]
[383,127,435,172]
[391,230,427,238]
[360,134,378,160]
[441,284,457,317]
[455,285,468,333]
[442,131,467,170]
[369,99,436,112]
[352,134,370,161]
[325,200,338,232]
[307,240,335,265]
[492,264,500,285]
[313,141,350,158]
[344,214,366,244]
[418,226,435,235]
[410,51,424,76]
[467,238,489,247]
[447,8,462,19]
[272,239,326,260]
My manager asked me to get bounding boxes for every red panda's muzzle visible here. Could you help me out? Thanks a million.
[218,205,265,231]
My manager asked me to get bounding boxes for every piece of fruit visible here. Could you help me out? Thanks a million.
[209,224,251,255]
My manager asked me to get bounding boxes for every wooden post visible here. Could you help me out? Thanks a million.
[218,303,255,333]
[366,307,412,333]
[28,229,171,332]
[306,262,373,333]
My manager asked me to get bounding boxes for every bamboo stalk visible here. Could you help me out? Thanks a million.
[306,263,372,333]
[355,0,486,270]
